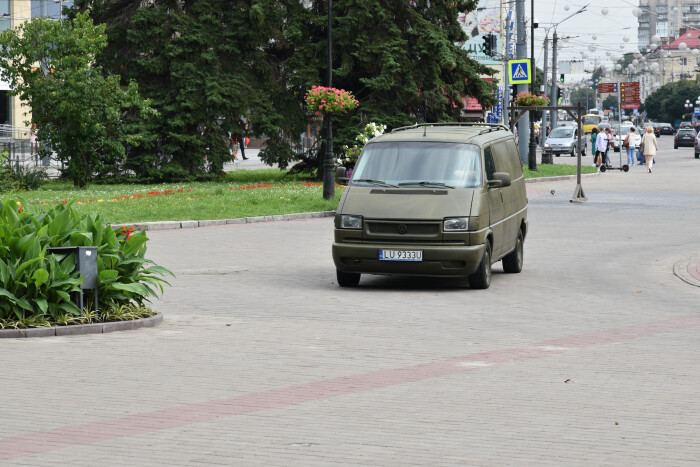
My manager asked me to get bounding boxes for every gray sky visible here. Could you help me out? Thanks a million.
[528,0,640,81]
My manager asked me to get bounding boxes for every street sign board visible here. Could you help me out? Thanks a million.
[621,103,641,109]
[620,82,640,103]
[508,59,531,84]
[597,82,617,93]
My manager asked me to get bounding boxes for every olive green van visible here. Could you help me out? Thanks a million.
[332,123,527,289]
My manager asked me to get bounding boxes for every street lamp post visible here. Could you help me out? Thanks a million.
[323,0,334,200]
[528,0,537,170]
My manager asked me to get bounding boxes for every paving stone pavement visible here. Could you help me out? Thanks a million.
[2,137,700,466]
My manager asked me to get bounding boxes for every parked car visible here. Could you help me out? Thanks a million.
[679,122,693,130]
[613,126,642,152]
[333,123,528,289]
[543,126,587,157]
[658,123,675,135]
[647,123,661,137]
[674,128,696,149]
[695,132,700,158]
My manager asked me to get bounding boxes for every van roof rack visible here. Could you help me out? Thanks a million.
[391,122,510,135]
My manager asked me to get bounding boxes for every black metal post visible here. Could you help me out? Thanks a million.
[322,0,335,200]
[528,0,537,170]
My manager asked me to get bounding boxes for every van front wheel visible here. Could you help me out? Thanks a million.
[337,269,361,287]
[502,230,524,273]
[469,244,491,289]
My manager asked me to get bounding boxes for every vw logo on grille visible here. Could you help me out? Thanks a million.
[397,224,408,234]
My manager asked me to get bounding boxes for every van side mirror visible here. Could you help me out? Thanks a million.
[488,172,511,188]
[335,166,349,186]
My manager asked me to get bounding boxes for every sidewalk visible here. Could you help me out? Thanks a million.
[2,135,700,465]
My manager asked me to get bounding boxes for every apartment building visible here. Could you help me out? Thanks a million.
[0,0,74,129]
[638,0,700,49]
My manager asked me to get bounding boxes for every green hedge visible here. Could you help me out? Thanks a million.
[0,198,172,323]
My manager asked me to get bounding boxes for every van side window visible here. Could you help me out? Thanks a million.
[505,140,524,177]
[484,146,496,180]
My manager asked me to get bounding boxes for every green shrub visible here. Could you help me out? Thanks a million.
[0,198,172,322]
[0,151,47,192]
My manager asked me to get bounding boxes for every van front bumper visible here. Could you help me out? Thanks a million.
[332,241,486,277]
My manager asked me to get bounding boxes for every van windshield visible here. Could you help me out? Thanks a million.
[583,116,601,125]
[351,142,483,188]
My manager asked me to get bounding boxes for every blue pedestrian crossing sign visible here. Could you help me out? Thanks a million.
[508,59,531,84]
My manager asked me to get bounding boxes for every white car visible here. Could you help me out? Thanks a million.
[613,126,642,152]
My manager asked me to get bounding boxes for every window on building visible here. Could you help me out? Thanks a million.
[680,57,687,66]
[0,0,9,32]
[31,0,74,19]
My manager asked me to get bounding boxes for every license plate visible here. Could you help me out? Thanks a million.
[379,250,423,262]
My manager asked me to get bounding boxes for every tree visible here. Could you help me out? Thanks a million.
[77,0,497,178]
[76,0,318,177]
[0,11,154,187]
[602,94,618,111]
[644,80,700,123]
[569,87,596,111]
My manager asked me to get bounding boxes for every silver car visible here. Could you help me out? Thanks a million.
[543,126,587,157]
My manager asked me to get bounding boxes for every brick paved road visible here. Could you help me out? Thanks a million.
[2,137,700,466]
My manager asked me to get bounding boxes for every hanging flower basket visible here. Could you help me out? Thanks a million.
[305,86,359,115]
[514,91,550,107]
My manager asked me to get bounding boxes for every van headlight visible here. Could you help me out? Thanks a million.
[340,215,363,229]
[544,143,551,148]
[444,217,469,231]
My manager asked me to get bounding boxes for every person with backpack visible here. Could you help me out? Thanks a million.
[624,127,637,167]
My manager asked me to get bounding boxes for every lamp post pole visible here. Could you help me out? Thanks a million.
[528,0,537,170]
[322,0,334,200]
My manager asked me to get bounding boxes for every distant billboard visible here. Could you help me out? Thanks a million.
[458,1,501,66]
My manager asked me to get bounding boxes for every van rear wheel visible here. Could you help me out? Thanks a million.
[502,230,524,273]
[469,244,491,289]
[337,269,361,287]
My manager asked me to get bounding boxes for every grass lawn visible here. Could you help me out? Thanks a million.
[6,165,594,224]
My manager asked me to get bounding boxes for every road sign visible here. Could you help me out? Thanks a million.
[508,59,531,84]
[597,82,617,93]
[695,107,700,116]
[621,103,640,109]
[620,81,640,103]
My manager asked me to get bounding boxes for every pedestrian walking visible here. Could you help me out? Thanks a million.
[641,126,658,173]
[604,128,613,166]
[624,127,637,167]
[591,128,599,166]
[595,127,608,167]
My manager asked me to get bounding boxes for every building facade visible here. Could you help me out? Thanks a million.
[638,0,700,50]
[1,0,73,130]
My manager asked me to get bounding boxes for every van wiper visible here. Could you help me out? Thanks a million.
[398,181,455,189]
[353,179,398,188]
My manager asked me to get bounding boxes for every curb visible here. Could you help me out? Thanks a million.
[111,211,336,232]
[525,172,602,183]
[109,175,598,233]
[0,312,163,339]
[673,258,700,288]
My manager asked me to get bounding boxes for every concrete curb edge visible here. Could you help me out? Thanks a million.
[111,211,336,231]
[673,258,700,288]
[0,312,163,339]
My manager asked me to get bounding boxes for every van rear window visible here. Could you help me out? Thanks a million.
[351,142,483,188]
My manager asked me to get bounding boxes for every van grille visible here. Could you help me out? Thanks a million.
[366,220,441,239]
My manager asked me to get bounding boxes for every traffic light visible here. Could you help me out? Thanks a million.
[556,86,562,101]
[559,74,565,83]
[489,34,497,56]
[482,35,491,56]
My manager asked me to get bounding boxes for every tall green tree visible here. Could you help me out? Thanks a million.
[643,80,700,123]
[76,0,312,178]
[77,0,496,178]
[0,11,154,187]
